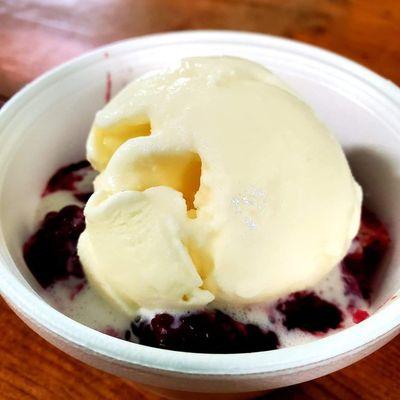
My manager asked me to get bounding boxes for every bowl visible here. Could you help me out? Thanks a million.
[0,31,400,399]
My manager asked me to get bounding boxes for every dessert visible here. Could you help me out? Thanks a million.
[23,57,390,353]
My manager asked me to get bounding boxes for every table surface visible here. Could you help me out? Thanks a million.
[0,1,399,399]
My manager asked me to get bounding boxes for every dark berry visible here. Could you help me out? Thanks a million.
[131,310,279,353]
[342,207,390,299]
[277,291,343,333]
[23,205,86,287]
[43,160,91,195]
[74,192,93,203]
[124,330,131,341]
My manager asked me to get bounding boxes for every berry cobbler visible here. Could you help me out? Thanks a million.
[23,57,390,354]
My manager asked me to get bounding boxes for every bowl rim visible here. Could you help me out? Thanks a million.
[0,30,400,377]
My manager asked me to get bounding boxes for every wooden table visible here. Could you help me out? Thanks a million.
[0,1,399,399]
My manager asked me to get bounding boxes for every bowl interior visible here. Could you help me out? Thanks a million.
[0,33,400,363]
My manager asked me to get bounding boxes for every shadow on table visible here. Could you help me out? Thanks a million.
[258,386,302,400]
[0,95,8,108]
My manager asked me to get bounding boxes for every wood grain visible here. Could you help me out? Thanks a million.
[0,1,399,399]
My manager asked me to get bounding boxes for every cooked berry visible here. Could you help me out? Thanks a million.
[130,310,279,353]
[277,291,343,333]
[42,160,91,195]
[351,309,370,324]
[342,207,390,299]
[23,205,86,287]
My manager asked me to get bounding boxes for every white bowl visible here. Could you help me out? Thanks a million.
[0,31,400,399]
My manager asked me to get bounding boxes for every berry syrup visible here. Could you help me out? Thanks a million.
[42,160,92,197]
[23,161,391,353]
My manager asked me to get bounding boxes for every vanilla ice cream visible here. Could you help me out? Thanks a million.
[78,57,362,316]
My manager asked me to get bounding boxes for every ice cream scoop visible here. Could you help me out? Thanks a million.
[78,56,362,315]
